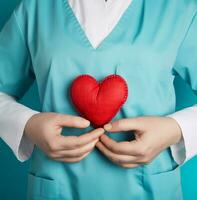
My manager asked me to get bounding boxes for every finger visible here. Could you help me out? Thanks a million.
[100,134,141,156]
[77,128,105,146]
[52,139,98,158]
[56,128,105,150]
[104,118,143,132]
[57,114,90,128]
[96,141,139,164]
[54,152,90,163]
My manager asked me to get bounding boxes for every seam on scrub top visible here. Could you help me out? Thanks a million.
[13,10,35,75]
[13,11,29,55]
[94,0,137,51]
[172,9,197,69]
[62,0,93,50]
[62,0,136,51]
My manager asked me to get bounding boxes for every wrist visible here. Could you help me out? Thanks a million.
[166,116,183,144]
[24,113,40,139]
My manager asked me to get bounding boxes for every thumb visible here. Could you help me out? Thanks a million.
[103,118,143,132]
[57,114,90,128]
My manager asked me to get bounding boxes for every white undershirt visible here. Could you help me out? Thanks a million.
[0,0,196,165]
[69,0,132,48]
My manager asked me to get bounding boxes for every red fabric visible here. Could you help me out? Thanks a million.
[70,74,128,127]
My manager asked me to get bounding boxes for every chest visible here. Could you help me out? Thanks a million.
[27,0,194,112]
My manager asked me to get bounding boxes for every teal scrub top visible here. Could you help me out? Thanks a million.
[1,0,197,199]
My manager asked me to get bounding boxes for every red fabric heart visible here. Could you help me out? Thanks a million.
[70,74,128,127]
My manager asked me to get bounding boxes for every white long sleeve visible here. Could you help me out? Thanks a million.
[168,105,197,165]
[0,92,40,162]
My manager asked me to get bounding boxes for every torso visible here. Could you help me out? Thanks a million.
[20,0,197,199]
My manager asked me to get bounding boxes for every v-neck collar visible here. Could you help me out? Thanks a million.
[66,0,133,49]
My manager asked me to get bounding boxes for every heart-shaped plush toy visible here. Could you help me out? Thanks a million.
[70,74,128,127]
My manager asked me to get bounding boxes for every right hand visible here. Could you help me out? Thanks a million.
[24,112,104,163]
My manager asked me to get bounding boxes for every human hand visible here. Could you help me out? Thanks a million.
[24,112,104,162]
[96,117,182,168]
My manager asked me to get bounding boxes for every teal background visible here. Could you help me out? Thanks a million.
[0,1,197,199]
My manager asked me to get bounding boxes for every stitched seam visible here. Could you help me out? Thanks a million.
[173,9,197,69]
[14,10,35,75]
[70,74,128,126]
[62,0,94,49]
[13,11,29,54]
[102,74,128,106]
[62,0,135,51]
[70,75,97,120]
[71,74,128,107]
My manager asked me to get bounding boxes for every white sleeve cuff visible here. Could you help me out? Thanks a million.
[167,105,197,165]
[0,92,40,162]
[169,137,186,166]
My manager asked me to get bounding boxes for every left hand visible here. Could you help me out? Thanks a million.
[96,116,183,168]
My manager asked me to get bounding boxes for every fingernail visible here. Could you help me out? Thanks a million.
[104,123,112,131]
[83,119,90,126]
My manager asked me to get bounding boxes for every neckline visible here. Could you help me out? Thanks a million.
[63,0,136,51]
